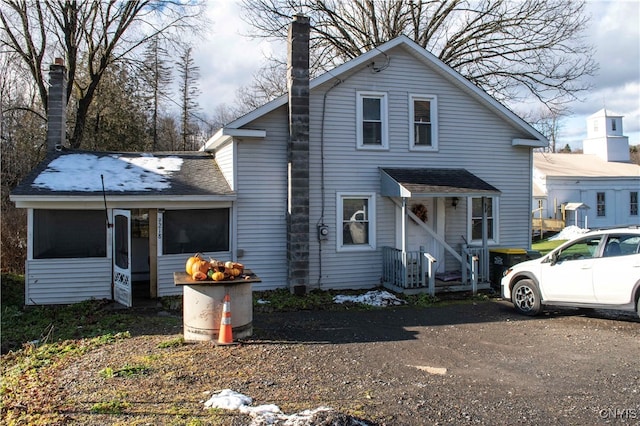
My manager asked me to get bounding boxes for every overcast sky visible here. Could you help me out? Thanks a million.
[193,0,640,148]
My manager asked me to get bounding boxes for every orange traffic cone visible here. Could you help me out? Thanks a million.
[217,294,234,345]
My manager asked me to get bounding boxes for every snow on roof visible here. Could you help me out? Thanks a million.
[32,153,183,192]
[533,153,640,178]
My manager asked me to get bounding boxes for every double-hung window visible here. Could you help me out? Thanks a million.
[409,94,437,150]
[337,192,376,251]
[469,197,497,243]
[356,92,388,149]
[630,192,638,216]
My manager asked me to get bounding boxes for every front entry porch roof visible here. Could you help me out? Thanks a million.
[380,168,501,198]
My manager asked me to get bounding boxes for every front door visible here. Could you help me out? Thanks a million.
[406,199,445,273]
[113,209,132,307]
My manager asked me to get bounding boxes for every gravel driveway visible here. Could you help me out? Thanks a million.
[59,300,640,425]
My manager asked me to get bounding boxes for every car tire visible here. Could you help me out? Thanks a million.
[512,279,542,316]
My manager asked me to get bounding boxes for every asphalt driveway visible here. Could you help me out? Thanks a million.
[250,299,640,424]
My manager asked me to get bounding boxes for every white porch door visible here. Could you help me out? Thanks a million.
[113,209,132,307]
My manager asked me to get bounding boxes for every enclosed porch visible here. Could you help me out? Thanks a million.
[379,168,500,295]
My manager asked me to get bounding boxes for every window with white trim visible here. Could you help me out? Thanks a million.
[356,92,388,149]
[337,192,376,251]
[409,94,437,150]
[469,197,497,243]
[630,192,638,216]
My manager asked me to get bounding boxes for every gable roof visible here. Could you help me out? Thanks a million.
[11,149,234,205]
[204,35,546,150]
[533,152,640,178]
[381,168,501,198]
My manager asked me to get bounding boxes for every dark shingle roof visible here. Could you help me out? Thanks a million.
[381,168,500,197]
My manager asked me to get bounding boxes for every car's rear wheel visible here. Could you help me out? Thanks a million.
[512,279,542,316]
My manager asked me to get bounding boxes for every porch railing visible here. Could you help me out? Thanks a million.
[382,246,481,295]
[461,245,489,284]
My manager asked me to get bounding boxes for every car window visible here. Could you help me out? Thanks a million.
[556,236,602,262]
[607,234,640,257]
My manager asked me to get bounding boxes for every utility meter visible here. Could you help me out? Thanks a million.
[317,224,329,241]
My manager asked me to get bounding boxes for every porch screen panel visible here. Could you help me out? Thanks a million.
[33,210,107,259]
[162,209,230,254]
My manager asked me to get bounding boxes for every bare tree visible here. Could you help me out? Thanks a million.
[0,0,205,149]
[524,107,568,152]
[175,45,200,151]
[142,35,173,151]
[240,0,597,110]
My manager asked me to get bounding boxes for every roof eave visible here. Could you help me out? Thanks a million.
[513,138,547,147]
[10,194,237,209]
[202,128,267,151]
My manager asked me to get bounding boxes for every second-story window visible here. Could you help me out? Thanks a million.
[357,91,388,149]
[409,94,438,150]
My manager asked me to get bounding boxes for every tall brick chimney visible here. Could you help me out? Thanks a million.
[46,57,67,152]
[287,15,310,295]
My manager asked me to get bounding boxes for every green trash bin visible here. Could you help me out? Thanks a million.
[489,248,528,289]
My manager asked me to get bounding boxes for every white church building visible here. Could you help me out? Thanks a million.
[533,109,640,229]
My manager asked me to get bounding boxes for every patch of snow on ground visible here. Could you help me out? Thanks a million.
[548,226,589,241]
[203,389,343,425]
[333,290,406,307]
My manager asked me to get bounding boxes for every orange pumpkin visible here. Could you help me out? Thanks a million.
[190,259,210,276]
[192,271,207,281]
[185,253,204,274]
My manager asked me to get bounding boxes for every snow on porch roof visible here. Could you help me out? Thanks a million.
[564,202,590,211]
[11,149,234,200]
[380,168,501,198]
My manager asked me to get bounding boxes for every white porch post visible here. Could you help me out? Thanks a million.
[481,196,488,291]
[401,197,407,287]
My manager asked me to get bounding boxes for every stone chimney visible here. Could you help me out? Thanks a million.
[46,57,67,152]
[287,15,310,295]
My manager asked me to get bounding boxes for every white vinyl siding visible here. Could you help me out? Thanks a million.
[25,258,112,305]
[227,44,535,291]
[234,106,289,290]
[356,91,388,150]
[214,141,235,190]
[409,94,438,151]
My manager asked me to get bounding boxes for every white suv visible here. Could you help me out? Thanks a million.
[501,226,640,317]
